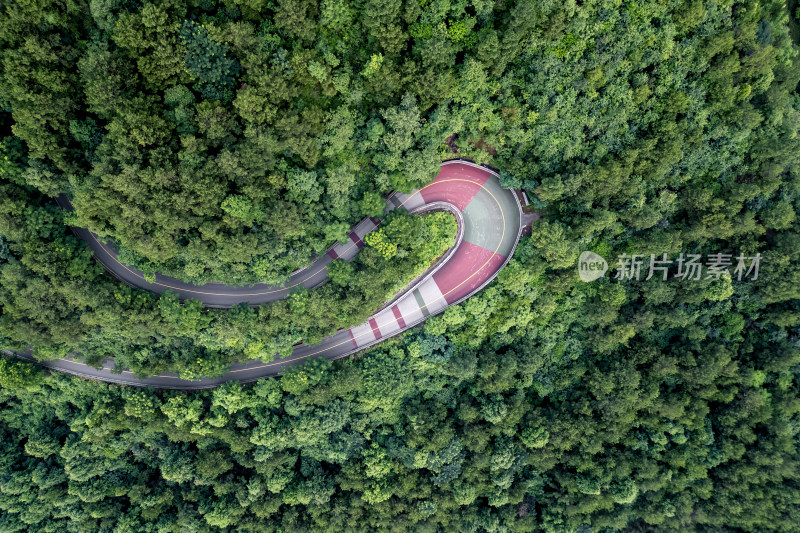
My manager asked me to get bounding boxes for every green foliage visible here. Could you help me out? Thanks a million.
[364,228,398,259]
[609,479,639,504]
[179,19,242,101]
[0,356,44,390]
[158,290,213,335]
[520,426,549,449]
[326,259,353,287]
[362,53,384,78]
[0,136,26,186]
[359,190,386,218]
[221,194,262,223]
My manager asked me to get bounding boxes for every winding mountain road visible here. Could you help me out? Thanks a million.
[10,161,523,389]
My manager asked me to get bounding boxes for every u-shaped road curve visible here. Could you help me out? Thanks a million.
[11,161,523,388]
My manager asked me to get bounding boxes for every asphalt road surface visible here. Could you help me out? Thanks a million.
[9,161,523,389]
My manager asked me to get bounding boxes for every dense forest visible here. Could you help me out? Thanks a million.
[2,0,800,530]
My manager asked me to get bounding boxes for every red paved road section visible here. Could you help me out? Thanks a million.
[421,164,489,210]
[433,241,507,304]
[368,317,382,339]
[348,231,365,248]
[391,305,406,328]
[347,329,358,349]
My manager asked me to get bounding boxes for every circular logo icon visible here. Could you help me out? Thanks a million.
[578,251,608,282]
